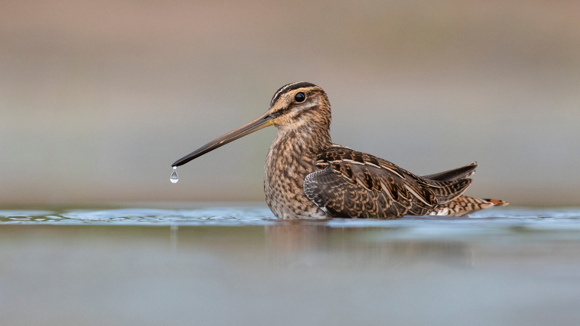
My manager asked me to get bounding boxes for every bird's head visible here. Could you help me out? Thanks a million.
[267,82,331,129]
[172,82,331,167]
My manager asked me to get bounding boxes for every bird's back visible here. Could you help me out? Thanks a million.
[303,145,506,219]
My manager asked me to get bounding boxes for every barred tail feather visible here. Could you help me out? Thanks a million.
[428,196,509,217]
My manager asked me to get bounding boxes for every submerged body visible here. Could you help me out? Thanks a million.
[173,82,507,219]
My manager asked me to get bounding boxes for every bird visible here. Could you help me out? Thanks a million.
[172,81,507,220]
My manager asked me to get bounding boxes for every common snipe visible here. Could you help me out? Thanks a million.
[172,82,507,219]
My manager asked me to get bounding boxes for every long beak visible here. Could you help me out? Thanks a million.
[172,111,274,167]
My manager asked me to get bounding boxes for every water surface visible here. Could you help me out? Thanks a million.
[1,205,580,326]
[1,205,579,228]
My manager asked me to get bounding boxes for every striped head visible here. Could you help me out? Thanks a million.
[268,82,331,130]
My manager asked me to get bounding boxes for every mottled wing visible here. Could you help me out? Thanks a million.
[303,145,472,219]
[304,166,377,218]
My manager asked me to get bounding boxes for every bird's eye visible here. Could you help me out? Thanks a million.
[294,92,306,102]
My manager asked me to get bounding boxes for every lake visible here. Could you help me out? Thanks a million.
[1,204,579,326]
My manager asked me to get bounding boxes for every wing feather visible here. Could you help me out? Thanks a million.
[421,161,477,181]
[304,146,474,219]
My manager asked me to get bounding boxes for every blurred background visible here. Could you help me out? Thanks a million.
[1,0,579,206]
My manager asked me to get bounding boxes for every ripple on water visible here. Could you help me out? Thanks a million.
[0,207,580,236]
[0,207,276,225]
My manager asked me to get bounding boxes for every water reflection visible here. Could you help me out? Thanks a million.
[1,215,580,326]
[264,222,472,269]
[170,225,179,251]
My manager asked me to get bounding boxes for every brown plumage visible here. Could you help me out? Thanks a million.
[172,81,508,220]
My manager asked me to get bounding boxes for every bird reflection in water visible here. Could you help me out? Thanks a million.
[264,222,473,269]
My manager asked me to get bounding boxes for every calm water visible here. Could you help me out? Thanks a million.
[1,205,580,326]
[1,205,580,228]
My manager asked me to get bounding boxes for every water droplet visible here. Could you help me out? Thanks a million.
[170,166,179,183]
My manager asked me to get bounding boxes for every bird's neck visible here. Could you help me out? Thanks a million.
[264,123,332,219]
[271,124,332,159]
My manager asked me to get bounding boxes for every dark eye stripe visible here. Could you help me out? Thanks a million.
[289,105,318,120]
[270,82,317,107]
